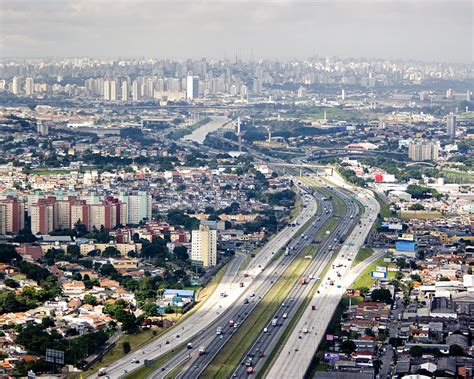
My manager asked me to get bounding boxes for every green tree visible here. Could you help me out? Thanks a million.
[410,346,423,357]
[371,289,393,304]
[122,341,131,354]
[340,340,357,355]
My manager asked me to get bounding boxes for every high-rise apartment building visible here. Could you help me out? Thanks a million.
[0,196,25,235]
[119,191,152,225]
[103,80,111,100]
[30,198,55,235]
[186,75,199,100]
[110,81,117,101]
[447,113,456,139]
[408,141,440,162]
[191,225,217,268]
[12,76,21,95]
[132,80,140,101]
[25,77,34,96]
[37,121,49,136]
[121,81,129,101]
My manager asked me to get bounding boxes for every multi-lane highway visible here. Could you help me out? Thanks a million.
[90,182,319,378]
[265,175,380,379]
[149,188,334,378]
[230,180,359,378]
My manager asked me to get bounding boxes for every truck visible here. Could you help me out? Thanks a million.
[216,327,222,335]
[271,318,278,327]
[302,327,308,334]
[300,276,307,285]
[304,255,312,260]
[220,291,227,297]
[199,347,206,356]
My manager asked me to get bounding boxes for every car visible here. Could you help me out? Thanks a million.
[176,334,180,338]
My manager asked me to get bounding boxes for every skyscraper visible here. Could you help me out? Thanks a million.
[25,77,34,96]
[121,81,129,101]
[447,113,456,139]
[110,80,117,101]
[191,224,217,268]
[186,75,199,100]
[12,76,21,95]
[103,80,111,100]
[132,80,140,101]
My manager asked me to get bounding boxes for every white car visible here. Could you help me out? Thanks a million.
[282,313,288,319]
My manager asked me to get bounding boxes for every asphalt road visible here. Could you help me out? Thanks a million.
[265,176,380,379]
[231,179,360,378]
[90,181,319,379]
[154,188,333,378]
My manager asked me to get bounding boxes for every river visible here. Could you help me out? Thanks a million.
[183,116,231,144]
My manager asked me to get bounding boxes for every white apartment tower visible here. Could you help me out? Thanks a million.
[103,80,111,100]
[132,80,140,101]
[25,77,34,96]
[191,225,217,268]
[186,75,199,100]
[121,81,129,101]
[12,77,21,95]
[110,80,117,101]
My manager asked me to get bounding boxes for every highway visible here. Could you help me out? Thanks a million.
[265,174,380,379]
[90,181,319,379]
[149,188,333,378]
[230,179,359,378]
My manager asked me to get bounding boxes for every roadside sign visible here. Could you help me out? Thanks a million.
[345,289,360,297]
[371,271,387,279]
[376,266,387,273]
[45,349,64,365]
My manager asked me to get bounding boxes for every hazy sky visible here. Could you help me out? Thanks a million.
[1,0,473,63]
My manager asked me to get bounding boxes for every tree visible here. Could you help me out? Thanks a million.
[102,246,119,257]
[173,245,189,261]
[340,340,357,355]
[83,294,97,306]
[371,289,393,304]
[122,341,131,354]
[0,244,21,263]
[67,245,81,258]
[449,344,465,356]
[410,346,423,357]
[409,203,425,211]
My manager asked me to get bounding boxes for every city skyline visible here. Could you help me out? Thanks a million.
[1,0,472,63]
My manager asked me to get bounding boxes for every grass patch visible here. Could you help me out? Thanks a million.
[123,343,187,379]
[350,254,393,289]
[83,329,160,377]
[202,253,311,378]
[352,247,374,266]
[169,117,212,140]
[374,192,392,219]
[29,169,73,176]
[400,210,442,221]
[289,195,302,223]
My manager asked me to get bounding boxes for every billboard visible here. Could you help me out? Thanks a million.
[376,266,387,273]
[345,289,361,297]
[371,271,387,279]
[324,352,340,361]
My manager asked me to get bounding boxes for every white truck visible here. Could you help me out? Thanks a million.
[271,318,278,327]
[216,327,222,335]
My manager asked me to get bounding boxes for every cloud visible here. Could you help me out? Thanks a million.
[0,0,472,62]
